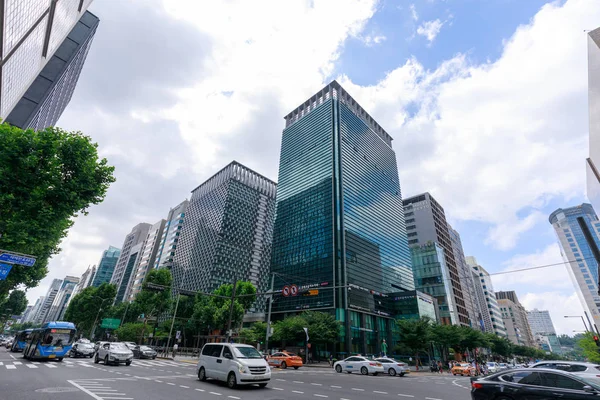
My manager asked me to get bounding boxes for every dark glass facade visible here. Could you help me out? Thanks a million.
[5,11,99,131]
[91,246,121,287]
[271,81,413,355]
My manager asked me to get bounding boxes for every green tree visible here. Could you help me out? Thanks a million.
[0,290,28,316]
[273,315,307,345]
[302,311,340,346]
[576,332,600,363]
[134,269,173,317]
[485,333,513,358]
[63,283,117,336]
[0,125,115,298]
[114,323,147,343]
[396,317,433,366]
[239,322,267,345]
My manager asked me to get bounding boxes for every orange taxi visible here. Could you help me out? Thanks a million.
[267,351,303,369]
[451,363,476,376]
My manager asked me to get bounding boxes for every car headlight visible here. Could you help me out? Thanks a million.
[237,363,249,374]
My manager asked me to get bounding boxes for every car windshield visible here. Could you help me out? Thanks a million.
[460,364,470,367]
[488,362,496,366]
[233,346,262,359]
[79,343,93,349]
[499,363,507,366]
[579,376,600,390]
[140,346,153,351]
[42,330,74,347]
[111,343,129,350]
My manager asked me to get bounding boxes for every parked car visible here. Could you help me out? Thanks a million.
[374,358,409,377]
[94,342,133,366]
[70,342,95,358]
[267,351,303,369]
[470,368,600,399]
[196,343,270,389]
[531,360,600,381]
[333,356,384,376]
[133,345,157,359]
[452,363,476,376]
[498,362,510,370]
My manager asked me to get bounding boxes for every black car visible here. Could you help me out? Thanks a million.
[471,368,600,399]
[132,345,157,359]
[70,343,95,358]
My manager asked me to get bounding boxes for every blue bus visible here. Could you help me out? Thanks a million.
[23,322,77,361]
[10,329,33,352]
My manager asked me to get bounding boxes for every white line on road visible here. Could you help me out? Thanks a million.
[6,365,16,369]
[13,361,22,365]
[9,354,15,359]
[276,378,286,381]
[330,385,342,388]
[26,364,38,368]
[292,390,304,394]
[314,395,328,398]
[228,396,240,399]
[180,385,189,388]
[46,364,58,368]
[209,392,222,396]
[68,380,103,400]
[155,380,163,383]
[425,397,443,400]
[93,394,126,396]
[351,388,365,391]
[195,388,205,392]
[397,395,414,398]
[311,383,322,386]
[0,362,3,366]
[101,398,133,400]
[293,380,304,383]
[272,388,284,390]
[374,391,388,394]
[167,382,175,385]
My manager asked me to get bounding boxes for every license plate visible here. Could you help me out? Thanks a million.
[48,355,56,358]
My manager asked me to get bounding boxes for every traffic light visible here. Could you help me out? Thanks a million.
[593,335,600,347]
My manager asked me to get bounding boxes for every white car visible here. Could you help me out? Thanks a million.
[196,343,270,389]
[334,356,385,375]
[94,342,133,366]
[531,361,600,381]
[375,358,409,377]
[486,362,500,373]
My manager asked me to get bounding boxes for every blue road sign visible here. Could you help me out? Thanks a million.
[0,263,13,280]
[0,253,36,267]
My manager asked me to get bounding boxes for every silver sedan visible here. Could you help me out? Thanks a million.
[375,358,410,377]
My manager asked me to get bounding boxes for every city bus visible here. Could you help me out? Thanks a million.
[10,329,33,352]
[23,322,77,361]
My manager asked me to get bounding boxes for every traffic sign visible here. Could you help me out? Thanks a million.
[0,253,36,267]
[290,285,298,296]
[176,331,181,339]
[0,263,12,280]
[100,318,121,329]
[282,286,290,297]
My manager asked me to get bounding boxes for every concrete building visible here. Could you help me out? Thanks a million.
[270,81,413,355]
[91,246,121,287]
[33,279,63,324]
[155,200,189,270]
[448,225,483,330]
[111,223,151,303]
[527,309,557,336]
[496,291,535,347]
[467,256,507,337]
[73,265,96,298]
[173,162,276,316]
[19,306,33,324]
[403,193,470,326]
[587,27,600,212]
[549,204,600,329]
[25,296,44,323]
[411,243,457,325]
[128,219,166,301]
[0,1,97,127]
[46,275,79,321]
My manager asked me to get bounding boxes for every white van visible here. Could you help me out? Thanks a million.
[196,343,270,389]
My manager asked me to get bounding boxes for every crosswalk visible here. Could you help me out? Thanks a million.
[0,358,192,371]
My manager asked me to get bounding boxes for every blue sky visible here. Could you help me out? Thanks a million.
[28,0,599,336]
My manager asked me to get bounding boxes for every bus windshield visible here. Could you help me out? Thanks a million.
[41,329,75,347]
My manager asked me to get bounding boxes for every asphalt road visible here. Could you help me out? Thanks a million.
[0,348,471,400]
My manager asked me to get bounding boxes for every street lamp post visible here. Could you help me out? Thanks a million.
[90,297,112,339]
[565,315,589,332]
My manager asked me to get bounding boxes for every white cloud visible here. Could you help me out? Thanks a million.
[360,33,387,46]
[417,19,443,43]
[486,211,546,251]
[410,4,418,21]
[520,292,586,335]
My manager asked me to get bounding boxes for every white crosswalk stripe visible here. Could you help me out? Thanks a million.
[26,364,38,368]
[6,365,16,369]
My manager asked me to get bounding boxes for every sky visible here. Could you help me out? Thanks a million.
[25,0,600,336]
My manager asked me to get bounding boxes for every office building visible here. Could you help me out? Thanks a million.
[172,161,276,315]
[91,246,121,287]
[0,1,96,125]
[19,306,33,324]
[46,275,79,321]
[128,219,166,301]
[111,223,151,303]
[496,291,536,347]
[33,278,63,324]
[25,296,45,323]
[73,265,96,297]
[448,225,483,330]
[467,256,507,337]
[387,290,438,322]
[587,27,600,212]
[549,204,600,328]
[270,81,413,355]
[155,200,189,270]
[411,243,457,324]
[527,309,557,336]
[403,193,470,326]
[5,11,99,130]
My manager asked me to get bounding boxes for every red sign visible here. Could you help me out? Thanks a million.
[290,285,298,296]
[282,286,290,297]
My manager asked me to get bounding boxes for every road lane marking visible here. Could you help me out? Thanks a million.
[425,398,442,400]
[155,380,163,383]
[167,382,176,385]
[292,390,304,394]
[352,388,365,391]
[195,388,205,392]
[311,383,322,386]
[6,365,16,369]
[314,395,328,398]
[26,364,38,368]
[93,394,126,396]
[272,388,284,390]
[68,380,104,400]
[330,385,342,388]
[180,385,189,388]
[9,354,15,359]
[397,395,414,398]
[46,364,58,368]
[374,391,388,394]
[276,378,286,381]
[293,380,304,383]
[13,361,22,365]
[0,362,3,366]
[228,396,240,399]
[209,392,222,396]
[101,398,133,400]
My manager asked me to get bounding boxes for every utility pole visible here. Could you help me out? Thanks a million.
[226,278,238,343]
[264,273,275,354]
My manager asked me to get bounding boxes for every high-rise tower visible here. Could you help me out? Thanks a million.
[91,246,121,287]
[270,81,413,355]
[586,27,600,212]
[111,223,151,303]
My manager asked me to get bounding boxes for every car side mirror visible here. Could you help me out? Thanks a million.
[224,353,233,359]
[583,385,597,393]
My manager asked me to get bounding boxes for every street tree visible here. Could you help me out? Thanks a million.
[239,322,267,345]
[0,290,28,316]
[272,315,307,346]
[0,125,115,298]
[114,323,147,343]
[64,283,117,334]
[134,269,173,317]
[396,317,434,367]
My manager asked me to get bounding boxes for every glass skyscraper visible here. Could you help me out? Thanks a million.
[549,203,600,329]
[271,81,413,355]
[91,245,121,287]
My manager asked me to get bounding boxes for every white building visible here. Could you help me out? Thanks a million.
[527,309,557,335]
[128,219,166,301]
[46,276,80,322]
[25,296,44,323]
[33,279,62,324]
[155,200,189,270]
[110,223,151,303]
[0,0,95,120]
